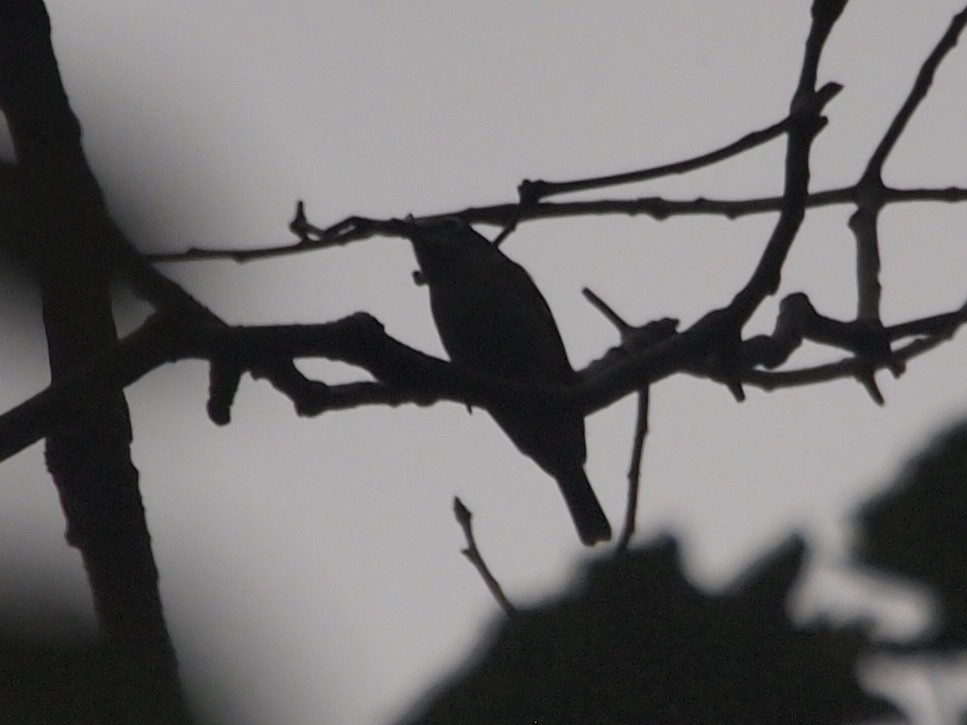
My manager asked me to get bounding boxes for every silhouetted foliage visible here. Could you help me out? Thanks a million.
[856,420,967,649]
[400,538,894,725]
[0,625,193,725]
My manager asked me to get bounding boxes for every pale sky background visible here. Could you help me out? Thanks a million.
[0,2,965,723]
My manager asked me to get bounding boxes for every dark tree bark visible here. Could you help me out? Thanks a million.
[0,2,189,720]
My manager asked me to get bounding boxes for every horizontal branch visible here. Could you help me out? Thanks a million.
[740,334,952,392]
[144,182,967,266]
[0,292,961,466]
[864,4,967,179]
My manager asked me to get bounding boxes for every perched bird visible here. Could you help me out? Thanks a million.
[403,217,611,545]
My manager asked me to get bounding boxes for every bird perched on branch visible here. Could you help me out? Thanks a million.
[402,217,611,545]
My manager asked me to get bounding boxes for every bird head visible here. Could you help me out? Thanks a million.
[399,216,492,285]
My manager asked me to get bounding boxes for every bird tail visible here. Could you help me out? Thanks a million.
[557,469,612,546]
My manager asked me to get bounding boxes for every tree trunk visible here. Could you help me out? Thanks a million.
[0,2,189,721]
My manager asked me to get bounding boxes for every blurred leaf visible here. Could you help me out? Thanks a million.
[856,419,967,648]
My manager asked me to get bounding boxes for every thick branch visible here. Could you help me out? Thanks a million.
[0,295,962,470]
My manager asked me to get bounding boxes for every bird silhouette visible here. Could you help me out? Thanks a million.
[403,217,611,545]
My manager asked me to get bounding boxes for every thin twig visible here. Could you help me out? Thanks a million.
[616,390,649,554]
[143,183,967,265]
[849,3,967,331]
[740,334,957,391]
[581,288,650,553]
[581,287,632,333]
[453,498,516,617]
[519,116,791,201]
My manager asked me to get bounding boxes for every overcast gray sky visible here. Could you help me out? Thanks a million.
[0,2,965,723]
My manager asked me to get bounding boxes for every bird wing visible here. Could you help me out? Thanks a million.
[431,248,574,386]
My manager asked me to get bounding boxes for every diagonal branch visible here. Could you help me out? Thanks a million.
[517,115,791,202]
[864,4,967,180]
